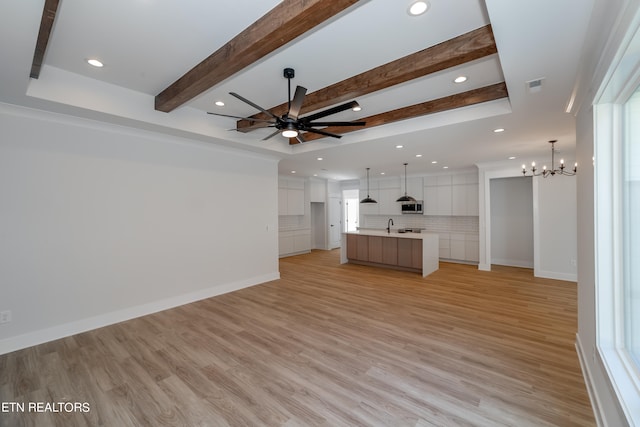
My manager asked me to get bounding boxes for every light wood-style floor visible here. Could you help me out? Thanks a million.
[0,250,595,426]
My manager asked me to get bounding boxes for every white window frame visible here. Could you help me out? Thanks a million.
[594,9,640,424]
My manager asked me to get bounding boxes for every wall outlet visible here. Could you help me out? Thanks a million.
[0,310,12,324]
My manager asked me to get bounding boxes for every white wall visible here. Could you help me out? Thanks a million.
[534,175,577,280]
[573,0,634,425]
[490,177,534,268]
[0,104,280,354]
[478,163,576,280]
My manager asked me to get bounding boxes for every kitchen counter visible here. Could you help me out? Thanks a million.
[345,229,427,239]
[340,230,439,277]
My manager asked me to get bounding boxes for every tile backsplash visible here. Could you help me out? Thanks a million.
[361,215,479,234]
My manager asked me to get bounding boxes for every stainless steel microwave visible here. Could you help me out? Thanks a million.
[401,201,423,214]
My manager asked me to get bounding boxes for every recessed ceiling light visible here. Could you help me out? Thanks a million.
[494,128,505,133]
[454,76,467,83]
[408,1,429,16]
[87,58,104,68]
[352,105,362,112]
[317,157,323,161]
[443,166,449,169]
[508,156,516,160]
[396,145,404,149]
[215,101,225,107]
[416,154,423,158]
[431,161,438,164]
[291,170,296,174]
[380,172,385,175]
[313,174,318,177]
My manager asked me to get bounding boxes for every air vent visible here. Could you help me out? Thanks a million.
[527,78,544,93]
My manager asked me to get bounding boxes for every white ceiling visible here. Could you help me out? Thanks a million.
[0,0,596,181]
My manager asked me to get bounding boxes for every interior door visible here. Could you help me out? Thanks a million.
[329,196,342,249]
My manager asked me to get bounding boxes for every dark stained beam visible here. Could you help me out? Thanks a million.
[30,0,60,79]
[290,82,508,144]
[155,0,361,113]
[237,25,497,132]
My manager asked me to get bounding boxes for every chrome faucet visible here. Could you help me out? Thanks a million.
[387,218,394,233]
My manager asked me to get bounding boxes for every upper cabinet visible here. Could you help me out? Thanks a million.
[357,172,478,218]
[378,177,401,216]
[423,173,478,216]
[424,175,452,216]
[451,173,478,216]
[278,176,306,216]
[309,177,326,203]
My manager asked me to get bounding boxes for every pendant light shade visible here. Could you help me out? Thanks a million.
[360,167,378,204]
[396,162,416,202]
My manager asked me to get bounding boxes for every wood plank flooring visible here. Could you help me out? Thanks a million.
[0,250,595,426]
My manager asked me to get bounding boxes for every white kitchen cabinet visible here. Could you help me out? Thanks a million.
[287,188,305,215]
[452,173,479,216]
[448,233,479,263]
[438,232,451,259]
[378,188,402,215]
[465,234,479,262]
[278,177,306,216]
[309,178,326,202]
[407,176,424,201]
[424,184,452,216]
[423,175,452,216]
[279,229,311,257]
[278,188,288,215]
[450,233,466,260]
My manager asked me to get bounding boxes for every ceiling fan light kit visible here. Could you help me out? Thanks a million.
[522,140,577,177]
[207,68,365,144]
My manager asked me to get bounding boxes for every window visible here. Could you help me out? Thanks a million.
[623,87,640,366]
[594,14,640,423]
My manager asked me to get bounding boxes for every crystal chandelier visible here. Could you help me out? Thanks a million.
[522,140,577,177]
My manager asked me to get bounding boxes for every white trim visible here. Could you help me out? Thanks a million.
[576,333,606,427]
[477,164,529,271]
[491,258,534,269]
[535,270,577,282]
[0,272,280,356]
[592,10,640,421]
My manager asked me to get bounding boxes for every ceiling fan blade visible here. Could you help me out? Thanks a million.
[229,92,280,120]
[207,112,274,123]
[304,128,342,139]
[295,133,306,144]
[300,101,359,122]
[262,129,282,141]
[288,86,307,119]
[306,121,366,127]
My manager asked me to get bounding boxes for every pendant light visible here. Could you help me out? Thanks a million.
[360,167,378,204]
[396,163,416,202]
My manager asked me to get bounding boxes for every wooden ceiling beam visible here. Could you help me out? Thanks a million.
[155,0,360,113]
[290,82,508,144]
[30,0,60,79]
[237,25,497,132]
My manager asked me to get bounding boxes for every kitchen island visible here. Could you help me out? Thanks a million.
[341,230,439,277]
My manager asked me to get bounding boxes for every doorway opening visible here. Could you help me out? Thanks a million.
[343,189,359,232]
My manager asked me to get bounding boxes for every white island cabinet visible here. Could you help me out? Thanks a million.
[340,230,439,277]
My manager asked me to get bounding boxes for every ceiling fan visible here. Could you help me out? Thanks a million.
[207,68,366,144]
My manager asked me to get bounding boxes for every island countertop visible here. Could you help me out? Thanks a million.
[340,230,439,277]
[343,229,436,240]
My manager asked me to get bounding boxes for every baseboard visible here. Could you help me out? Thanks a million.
[492,258,534,269]
[0,272,280,356]
[535,269,577,282]
[576,333,605,427]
